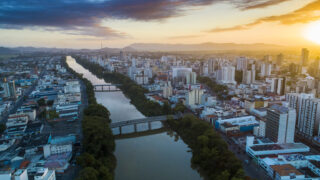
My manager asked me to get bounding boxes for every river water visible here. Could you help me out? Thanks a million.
[66,56,202,180]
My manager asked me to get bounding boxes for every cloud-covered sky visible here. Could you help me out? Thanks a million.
[0,0,319,48]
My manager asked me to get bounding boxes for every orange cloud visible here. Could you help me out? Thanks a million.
[208,0,320,33]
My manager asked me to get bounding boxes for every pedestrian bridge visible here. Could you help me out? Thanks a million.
[111,115,178,135]
[93,84,121,92]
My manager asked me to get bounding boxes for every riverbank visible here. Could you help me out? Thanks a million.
[63,57,116,180]
[72,56,245,180]
[73,56,167,116]
[167,115,245,179]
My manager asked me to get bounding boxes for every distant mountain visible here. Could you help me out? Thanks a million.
[0,47,18,54]
[125,42,285,52]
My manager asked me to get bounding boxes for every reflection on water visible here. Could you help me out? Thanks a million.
[66,56,202,180]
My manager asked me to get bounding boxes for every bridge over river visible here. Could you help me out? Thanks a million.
[111,115,179,135]
[93,84,122,92]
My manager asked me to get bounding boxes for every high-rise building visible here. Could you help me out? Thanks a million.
[186,88,204,106]
[242,70,251,84]
[218,66,235,84]
[266,104,296,144]
[286,93,320,138]
[199,62,204,75]
[266,77,285,95]
[3,80,16,99]
[315,57,320,77]
[277,53,284,66]
[301,48,309,66]
[186,72,197,85]
[120,50,124,61]
[163,82,173,98]
[242,68,256,84]
[236,57,248,71]
[208,59,214,74]
[251,64,256,83]
[264,55,272,62]
[261,62,272,77]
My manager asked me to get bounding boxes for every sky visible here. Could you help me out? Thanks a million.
[1,0,320,49]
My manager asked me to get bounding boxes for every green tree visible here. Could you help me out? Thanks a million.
[235,70,243,84]
[162,101,172,115]
[174,102,186,113]
[0,124,6,135]
[78,167,99,180]
[48,110,59,120]
[37,98,46,106]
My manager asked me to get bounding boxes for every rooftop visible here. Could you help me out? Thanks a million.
[271,164,303,177]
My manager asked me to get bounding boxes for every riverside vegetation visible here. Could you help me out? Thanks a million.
[63,57,116,180]
[73,56,245,180]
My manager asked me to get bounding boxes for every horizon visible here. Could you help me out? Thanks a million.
[1,0,320,49]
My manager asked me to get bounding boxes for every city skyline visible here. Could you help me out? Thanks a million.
[1,0,320,48]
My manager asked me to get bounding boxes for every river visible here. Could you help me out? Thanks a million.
[66,56,202,180]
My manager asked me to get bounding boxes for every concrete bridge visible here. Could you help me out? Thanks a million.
[111,115,178,135]
[93,84,121,92]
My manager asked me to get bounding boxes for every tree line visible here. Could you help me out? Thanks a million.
[73,57,246,179]
[197,76,231,100]
[167,115,245,180]
[74,56,169,116]
[62,57,116,180]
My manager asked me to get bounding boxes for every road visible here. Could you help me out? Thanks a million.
[56,77,88,180]
[0,71,43,123]
[219,132,272,180]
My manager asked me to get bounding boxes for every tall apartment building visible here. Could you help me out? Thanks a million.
[242,69,256,84]
[208,59,214,74]
[186,88,204,106]
[261,62,272,77]
[277,53,284,66]
[266,104,296,144]
[163,82,173,98]
[186,72,197,85]
[301,48,309,66]
[236,57,248,71]
[3,80,16,99]
[286,93,320,139]
[217,66,235,84]
[266,77,286,95]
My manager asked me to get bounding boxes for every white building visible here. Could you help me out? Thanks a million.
[0,170,13,180]
[236,57,248,71]
[266,105,296,144]
[162,82,173,98]
[34,168,56,180]
[261,62,272,77]
[172,67,192,79]
[253,119,266,137]
[217,66,235,84]
[14,169,28,180]
[186,89,204,106]
[64,81,80,93]
[43,143,72,158]
[286,93,320,139]
[246,136,310,159]
[185,72,197,85]
[242,70,255,84]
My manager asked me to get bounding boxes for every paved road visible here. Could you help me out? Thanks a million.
[219,133,271,180]
[0,71,43,123]
[57,76,88,180]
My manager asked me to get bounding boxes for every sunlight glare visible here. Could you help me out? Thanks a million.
[304,21,320,45]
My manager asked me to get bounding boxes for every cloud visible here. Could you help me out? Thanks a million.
[236,0,291,10]
[0,0,296,37]
[168,34,204,39]
[208,0,320,33]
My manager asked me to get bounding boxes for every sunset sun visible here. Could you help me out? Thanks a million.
[304,21,320,45]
